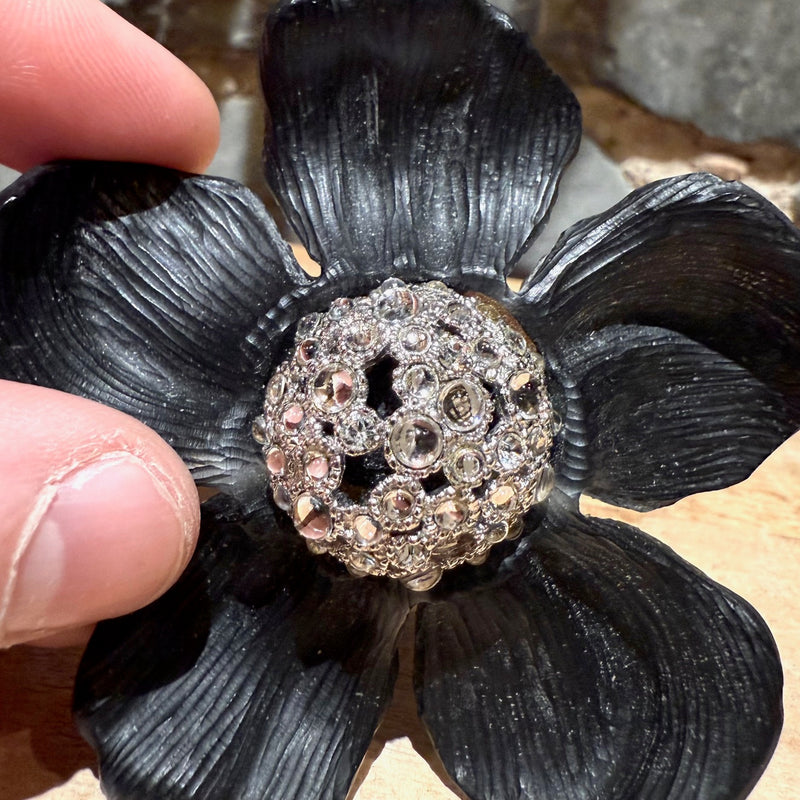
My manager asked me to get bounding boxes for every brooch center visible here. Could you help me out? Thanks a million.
[254,279,555,590]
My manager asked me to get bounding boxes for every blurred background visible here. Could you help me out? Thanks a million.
[3,0,799,258]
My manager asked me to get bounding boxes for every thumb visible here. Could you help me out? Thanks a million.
[0,381,200,648]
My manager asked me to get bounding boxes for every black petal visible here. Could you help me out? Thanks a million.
[518,173,800,419]
[415,501,782,800]
[75,500,408,800]
[262,0,580,283]
[554,324,794,509]
[0,162,307,499]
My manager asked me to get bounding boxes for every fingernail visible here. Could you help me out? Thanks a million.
[3,455,190,640]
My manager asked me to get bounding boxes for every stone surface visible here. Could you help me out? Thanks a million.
[516,137,631,275]
[0,165,20,193]
[600,0,800,147]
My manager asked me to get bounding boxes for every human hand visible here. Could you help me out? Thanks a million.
[0,0,220,648]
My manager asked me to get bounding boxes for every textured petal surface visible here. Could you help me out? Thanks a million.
[262,0,580,282]
[554,324,794,508]
[75,500,408,800]
[0,162,307,498]
[511,173,800,505]
[415,499,782,800]
[519,172,800,409]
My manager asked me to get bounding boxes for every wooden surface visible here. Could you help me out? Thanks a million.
[1,433,798,800]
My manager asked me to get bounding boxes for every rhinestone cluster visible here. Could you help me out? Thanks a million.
[253,278,555,590]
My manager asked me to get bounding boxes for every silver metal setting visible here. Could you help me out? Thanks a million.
[255,279,555,591]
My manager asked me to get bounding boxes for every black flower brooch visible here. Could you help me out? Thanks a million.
[2,0,800,798]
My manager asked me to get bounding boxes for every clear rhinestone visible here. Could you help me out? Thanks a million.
[345,325,376,351]
[305,539,328,555]
[312,365,355,413]
[402,364,438,400]
[403,568,442,591]
[337,409,382,454]
[446,447,485,486]
[485,523,508,544]
[509,371,540,417]
[381,488,416,523]
[475,338,501,368]
[508,329,527,356]
[266,446,286,476]
[395,542,424,568]
[389,415,443,470]
[496,430,525,470]
[506,518,524,540]
[437,335,466,369]
[489,483,516,508]
[534,464,556,502]
[348,551,379,576]
[267,373,287,405]
[328,297,353,320]
[273,483,292,511]
[401,326,430,353]
[434,499,468,530]
[353,514,382,546]
[445,300,472,328]
[293,493,331,540]
[295,313,322,340]
[251,415,268,444]
[374,282,418,321]
[439,379,484,432]
[529,426,550,455]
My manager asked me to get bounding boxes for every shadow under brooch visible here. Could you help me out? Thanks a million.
[2,0,800,798]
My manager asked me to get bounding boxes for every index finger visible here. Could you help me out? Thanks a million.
[0,0,219,172]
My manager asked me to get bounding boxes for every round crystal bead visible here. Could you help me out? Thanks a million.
[389,415,444,470]
[267,372,287,404]
[434,499,468,530]
[509,371,541,418]
[446,447,485,486]
[353,514,382,546]
[312,365,355,413]
[381,488,417,525]
[294,493,331,539]
[439,379,484,432]
[266,446,286,476]
[402,364,438,400]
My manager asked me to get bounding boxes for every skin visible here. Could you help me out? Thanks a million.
[0,0,220,648]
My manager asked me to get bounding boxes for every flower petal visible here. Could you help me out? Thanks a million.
[415,502,781,800]
[553,324,794,509]
[518,173,800,417]
[262,0,580,282]
[74,500,408,800]
[0,162,308,500]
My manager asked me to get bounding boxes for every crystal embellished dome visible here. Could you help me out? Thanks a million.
[254,279,555,590]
